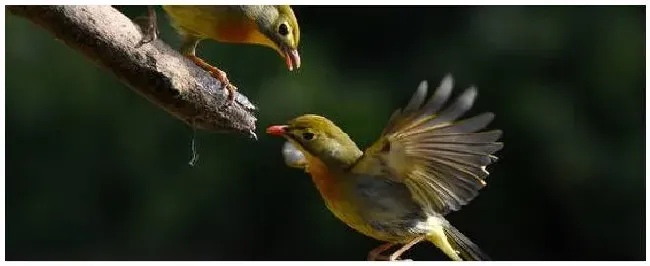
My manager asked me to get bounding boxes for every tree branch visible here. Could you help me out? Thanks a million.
[7,5,258,137]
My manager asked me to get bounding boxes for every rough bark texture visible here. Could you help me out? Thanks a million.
[7,5,258,137]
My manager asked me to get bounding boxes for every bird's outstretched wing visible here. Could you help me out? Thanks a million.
[351,74,503,215]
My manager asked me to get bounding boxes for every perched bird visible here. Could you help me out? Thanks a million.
[137,5,301,101]
[266,75,503,261]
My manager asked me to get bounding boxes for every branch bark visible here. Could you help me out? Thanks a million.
[7,5,258,137]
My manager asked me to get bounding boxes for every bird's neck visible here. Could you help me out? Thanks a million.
[305,154,338,197]
[301,142,362,201]
[215,18,269,45]
[318,144,363,172]
[305,153,352,202]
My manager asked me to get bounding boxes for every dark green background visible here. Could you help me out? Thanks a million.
[6,5,645,260]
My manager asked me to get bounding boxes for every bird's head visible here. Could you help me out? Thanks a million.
[266,114,362,169]
[247,5,301,71]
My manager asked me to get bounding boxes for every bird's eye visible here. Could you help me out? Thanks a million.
[302,132,314,141]
[278,23,289,36]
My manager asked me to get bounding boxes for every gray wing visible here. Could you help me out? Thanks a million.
[352,174,430,239]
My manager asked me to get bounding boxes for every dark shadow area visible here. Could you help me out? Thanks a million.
[5,5,645,260]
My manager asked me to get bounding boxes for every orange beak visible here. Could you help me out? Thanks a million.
[266,125,288,136]
[284,49,301,71]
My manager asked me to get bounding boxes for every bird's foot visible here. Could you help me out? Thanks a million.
[368,242,395,261]
[210,68,238,104]
[385,235,425,261]
[368,236,424,261]
[135,6,159,48]
[187,55,237,104]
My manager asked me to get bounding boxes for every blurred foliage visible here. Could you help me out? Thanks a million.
[5,6,645,260]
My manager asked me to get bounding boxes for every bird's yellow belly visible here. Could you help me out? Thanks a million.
[306,157,416,243]
[321,196,404,243]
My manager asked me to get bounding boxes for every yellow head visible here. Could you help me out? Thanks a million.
[267,114,362,169]
[242,5,301,71]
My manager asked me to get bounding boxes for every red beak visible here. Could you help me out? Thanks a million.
[284,49,301,71]
[266,125,288,136]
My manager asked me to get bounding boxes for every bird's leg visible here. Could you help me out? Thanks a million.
[180,35,237,103]
[135,6,159,48]
[367,242,395,261]
[387,235,426,261]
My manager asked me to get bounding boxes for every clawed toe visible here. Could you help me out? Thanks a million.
[134,6,158,48]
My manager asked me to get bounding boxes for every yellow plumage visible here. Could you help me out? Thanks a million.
[137,5,301,101]
[267,74,503,261]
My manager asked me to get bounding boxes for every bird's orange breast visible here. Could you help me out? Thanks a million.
[304,154,385,240]
[215,19,258,43]
[304,155,341,201]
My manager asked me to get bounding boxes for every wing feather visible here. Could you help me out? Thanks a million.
[404,81,429,113]
[421,74,454,115]
[352,74,503,215]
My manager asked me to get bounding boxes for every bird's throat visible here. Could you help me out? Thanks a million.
[215,18,277,51]
[305,154,344,201]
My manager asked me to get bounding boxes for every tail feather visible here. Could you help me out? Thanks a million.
[443,224,490,261]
